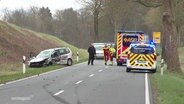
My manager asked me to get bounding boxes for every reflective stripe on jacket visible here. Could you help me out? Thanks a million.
[109,47,115,54]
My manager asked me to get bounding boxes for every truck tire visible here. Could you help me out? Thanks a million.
[152,69,157,73]
[126,68,131,72]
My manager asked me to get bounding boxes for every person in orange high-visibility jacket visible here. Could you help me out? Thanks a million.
[109,44,115,65]
[103,44,109,65]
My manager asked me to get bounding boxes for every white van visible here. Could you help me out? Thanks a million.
[92,43,105,59]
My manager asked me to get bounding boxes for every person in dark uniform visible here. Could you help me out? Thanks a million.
[88,44,96,65]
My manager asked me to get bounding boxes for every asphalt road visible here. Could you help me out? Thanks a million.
[0,60,152,104]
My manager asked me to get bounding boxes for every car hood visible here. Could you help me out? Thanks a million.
[30,57,47,63]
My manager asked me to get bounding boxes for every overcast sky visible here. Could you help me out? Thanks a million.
[0,0,82,15]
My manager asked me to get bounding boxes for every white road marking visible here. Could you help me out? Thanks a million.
[145,73,150,104]
[0,84,5,86]
[11,95,34,101]
[98,70,103,72]
[54,90,64,96]
[105,66,108,69]
[75,80,83,84]
[89,74,95,77]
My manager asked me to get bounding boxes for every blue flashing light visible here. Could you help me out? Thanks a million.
[149,45,155,48]
[131,44,137,48]
[150,42,154,45]
[148,40,156,45]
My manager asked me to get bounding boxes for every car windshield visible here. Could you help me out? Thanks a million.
[94,45,104,51]
[106,43,115,48]
[130,45,154,54]
[36,50,53,58]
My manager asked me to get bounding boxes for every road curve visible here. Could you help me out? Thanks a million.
[0,60,151,104]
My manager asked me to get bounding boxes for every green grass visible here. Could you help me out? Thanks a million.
[150,46,184,104]
[0,51,7,56]
[0,63,22,75]
[151,66,184,104]
[0,21,11,30]
[0,65,62,84]
[7,22,29,35]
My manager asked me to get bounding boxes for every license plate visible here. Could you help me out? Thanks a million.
[137,60,146,64]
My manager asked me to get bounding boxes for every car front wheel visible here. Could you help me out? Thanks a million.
[67,59,72,66]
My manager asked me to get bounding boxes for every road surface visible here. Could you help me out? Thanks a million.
[0,60,152,104]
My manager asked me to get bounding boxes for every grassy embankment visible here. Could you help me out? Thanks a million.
[151,46,184,104]
[0,22,88,84]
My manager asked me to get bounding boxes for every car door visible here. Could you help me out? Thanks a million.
[59,48,69,64]
[51,49,61,63]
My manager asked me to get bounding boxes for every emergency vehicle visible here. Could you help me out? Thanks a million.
[116,31,144,66]
[126,42,157,73]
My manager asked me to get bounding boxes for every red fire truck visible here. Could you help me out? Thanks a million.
[116,31,144,66]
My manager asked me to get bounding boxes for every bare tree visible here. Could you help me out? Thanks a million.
[79,0,104,42]
[144,7,162,31]
[38,7,53,34]
[103,0,149,43]
[136,0,181,72]
[173,0,184,47]
[54,8,82,46]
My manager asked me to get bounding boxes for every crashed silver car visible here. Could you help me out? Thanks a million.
[28,47,73,67]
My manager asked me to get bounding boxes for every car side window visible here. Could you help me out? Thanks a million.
[59,49,67,55]
[52,50,60,57]
[65,48,70,54]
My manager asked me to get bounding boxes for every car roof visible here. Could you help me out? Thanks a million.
[117,30,144,34]
[104,42,114,45]
[92,43,105,45]
[130,43,155,48]
[41,47,68,52]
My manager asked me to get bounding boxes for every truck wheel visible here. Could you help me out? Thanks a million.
[67,59,72,66]
[126,68,131,72]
